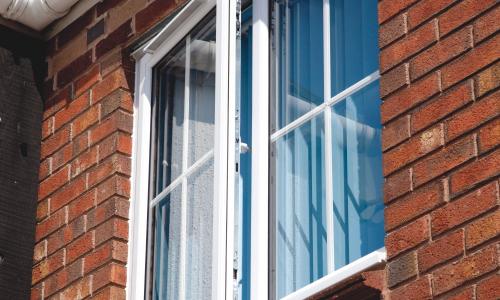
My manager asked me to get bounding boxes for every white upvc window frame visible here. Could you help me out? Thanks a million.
[128,0,386,299]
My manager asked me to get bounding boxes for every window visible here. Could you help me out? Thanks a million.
[131,1,385,299]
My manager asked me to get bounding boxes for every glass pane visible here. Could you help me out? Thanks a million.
[331,81,384,269]
[330,0,379,95]
[275,0,324,130]
[188,22,216,166]
[152,185,182,300]
[274,114,326,298]
[185,158,214,298]
[154,49,186,196]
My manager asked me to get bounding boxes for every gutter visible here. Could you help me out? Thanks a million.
[0,0,79,31]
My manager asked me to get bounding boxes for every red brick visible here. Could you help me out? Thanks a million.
[39,159,51,181]
[35,208,66,241]
[449,150,500,196]
[31,283,43,300]
[465,210,500,249]
[50,175,87,213]
[37,199,49,222]
[70,146,98,178]
[74,65,100,97]
[411,81,473,133]
[383,115,410,151]
[477,274,500,300]
[91,263,127,292]
[94,217,128,246]
[445,90,499,142]
[387,251,418,287]
[478,118,500,154]
[41,117,53,140]
[57,51,93,88]
[96,20,132,59]
[441,34,500,89]
[87,154,131,188]
[96,175,130,204]
[384,168,412,203]
[83,240,127,274]
[51,144,73,172]
[90,110,133,145]
[53,93,90,131]
[473,5,500,44]
[386,216,430,258]
[41,126,71,159]
[432,244,497,295]
[380,63,409,98]
[417,230,464,272]
[87,196,129,229]
[43,259,83,297]
[58,10,94,49]
[71,105,100,137]
[47,216,86,255]
[378,0,418,24]
[38,166,70,200]
[91,285,126,300]
[380,20,437,72]
[412,135,476,187]
[384,125,443,175]
[66,231,94,264]
[57,276,91,300]
[92,68,130,103]
[96,0,126,16]
[135,0,178,33]
[409,27,472,80]
[68,190,96,222]
[98,132,133,161]
[438,0,496,37]
[43,87,71,120]
[407,0,455,29]
[100,88,133,117]
[444,287,475,300]
[381,72,439,123]
[32,249,65,284]
[33,241,47,264]
[389,275,432,300]
[379,13,406,49]
[385,181,443,231]
[431,182,497,235]
[474,60,500,98]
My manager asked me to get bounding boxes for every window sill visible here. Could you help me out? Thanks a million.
[282,248,387,300]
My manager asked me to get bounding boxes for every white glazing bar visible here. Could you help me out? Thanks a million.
[270,71,380,142]
[251,0,269,298]
[322,0,334,274]
[179,35,191,300]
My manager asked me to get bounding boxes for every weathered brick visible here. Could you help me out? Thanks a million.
[95,20,132,59]
[384,125,443,175]
[445,287,475,300]
[87,196,129,229]
[87,18,106,45]
[32,249,65,284]
[38,166,70,200]
[417,229,464,272]
[465,210,500,249]
[33,240,47,264]
[432,244,497,295]
[41,117,53,140]
[431,182,497,235]
[37,199,49,222]
[57,276,91,300]
[378,0,418,24]
[386,216,429,258]
[43,86,71,120]
[43,259,83,297]
[50,175,87,213]
[135,0,178,34]
[409,27,472,80]
[74,65,100,97]
[71,105,100,138]
[389,275,432,300]
[441,34,500,89]
[100,88,133,117]
[47,216,86,255]
[90,110,133,145]
[91,262,127,292]
[41,126,71,159]
[385,181,443,231]
[94,217,128,246]
[411,81,473,133]
[381,72,439,123]
[92,68,130,103]
[383,115,410,151]
[476,274,500,300]
[39,159,51,181]
[384,168,412,203]
[70,146,98,178]
[380,63,409,98]
[473,5,500,44]
[87,154,131,188]
[96,0,126,16]
[53,93,90,131]
[474,60,500,98]
[380,20,437,72]
[96,175,130,204]
[57,51,93,88]
[478,118,500,154]
[91,285,126,300]
[449,150,500,196]
[407,0,455,29]
[58,10,94,49]
[97,132,133,161]
[379,13,406,49]
[68,190,96,222]
[438,0,496,37]
[387,251,418,287]
[412,135,476,187]
[66,231,94,264]
[35,208,66,241]
[445,90,499,142]
[83,240,127,274]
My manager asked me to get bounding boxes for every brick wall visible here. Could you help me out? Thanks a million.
[379,0,499,299]
[32,1,186,299]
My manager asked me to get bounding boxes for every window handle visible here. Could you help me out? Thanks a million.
[240,142,251,154]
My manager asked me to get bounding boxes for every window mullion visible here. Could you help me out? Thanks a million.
[322,0,335,274]
[179,35,192,300]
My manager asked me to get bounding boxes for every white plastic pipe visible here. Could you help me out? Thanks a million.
[0,0,79,30]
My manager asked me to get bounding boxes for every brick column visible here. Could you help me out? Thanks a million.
[379,0,499,299]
